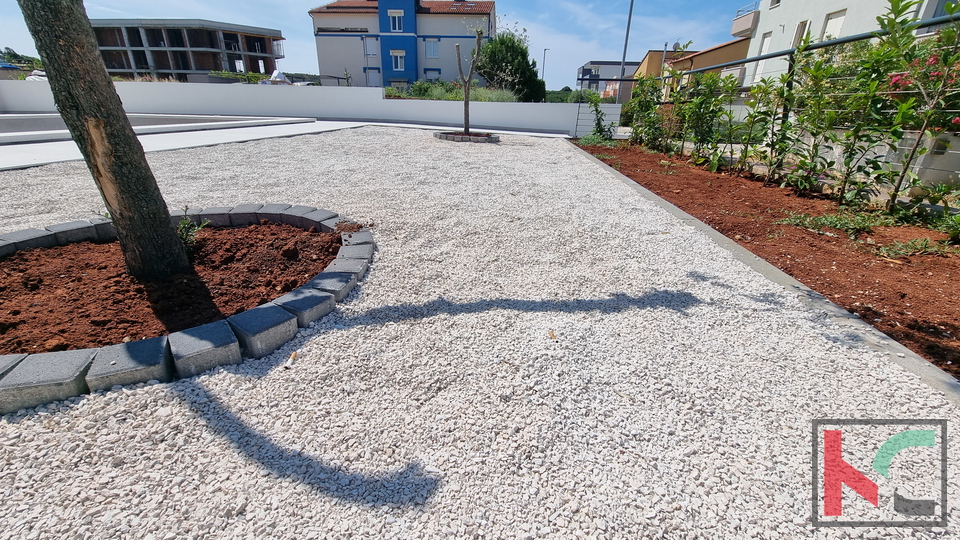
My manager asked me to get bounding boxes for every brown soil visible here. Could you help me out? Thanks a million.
[0,221,341,354]
[583,145,960,380]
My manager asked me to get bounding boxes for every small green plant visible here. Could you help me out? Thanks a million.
[943,214,960,244]
[586,90,614,139]
[776,211,896,239]
[577,134,616,147]
[176,210,211,255]
[874,237,958,257]
[912,183,960,217]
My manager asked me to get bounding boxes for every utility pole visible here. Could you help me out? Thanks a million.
[617,0,636,104]
[542,48,549,81]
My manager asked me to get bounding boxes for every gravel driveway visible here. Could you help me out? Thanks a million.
[0,126,957,538]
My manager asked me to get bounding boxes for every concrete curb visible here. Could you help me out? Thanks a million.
[434,131,501,143]
[567,140,960,406]
[0,204,376,414]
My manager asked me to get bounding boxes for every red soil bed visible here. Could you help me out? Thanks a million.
[583,145,959,380]
[0,221,341,354]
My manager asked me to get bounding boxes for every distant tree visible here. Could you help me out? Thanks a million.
[17,0,190,280]
[545,88,574,103]
[476,32,545,102]
[1,46,42,68]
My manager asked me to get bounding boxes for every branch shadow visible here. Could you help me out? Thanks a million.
[162,288,704,507]
[172,381,439,507]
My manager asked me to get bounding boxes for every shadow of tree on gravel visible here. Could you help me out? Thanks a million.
[348,290,704,324]
[159,289,704,507]
[170,380,441,507]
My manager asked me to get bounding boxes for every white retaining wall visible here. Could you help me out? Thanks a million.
[0,81,583,136]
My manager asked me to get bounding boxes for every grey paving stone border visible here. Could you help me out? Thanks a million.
[434,131,501,143]
[0,204,376,415]
[569,141,960,405]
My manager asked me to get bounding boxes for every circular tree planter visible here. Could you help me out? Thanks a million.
[434,131,500,143]
[0,204,375,415]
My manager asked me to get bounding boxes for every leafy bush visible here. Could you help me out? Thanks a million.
[577,134,617,147]
[208,71,270,84]
[393,79,517,102]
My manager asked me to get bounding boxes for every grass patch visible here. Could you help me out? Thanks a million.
[576,134,617,147]
[874,238,959,258]
[591,153,616,160]
[775,211,896,239]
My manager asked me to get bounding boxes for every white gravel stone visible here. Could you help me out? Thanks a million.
[0,126,957,539]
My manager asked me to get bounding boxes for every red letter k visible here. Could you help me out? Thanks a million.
[823,430,879,516]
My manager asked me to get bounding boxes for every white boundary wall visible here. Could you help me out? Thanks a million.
[0,81,583,136]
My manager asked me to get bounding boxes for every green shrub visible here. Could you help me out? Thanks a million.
[576,134,617,147]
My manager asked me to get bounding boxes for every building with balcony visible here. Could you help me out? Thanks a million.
[309,0,496,88]
[576,61,642,99]
[734,0,948,84]
[90,19,285,81]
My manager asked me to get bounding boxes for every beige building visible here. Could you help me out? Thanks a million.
[666,37,752,85]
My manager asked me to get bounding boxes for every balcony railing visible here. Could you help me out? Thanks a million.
[736,1,759,17]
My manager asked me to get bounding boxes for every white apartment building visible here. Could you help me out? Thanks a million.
[309,0,496,88]
[731,0,951,83]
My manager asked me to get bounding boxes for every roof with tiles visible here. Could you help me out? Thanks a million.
[310,1,494,15]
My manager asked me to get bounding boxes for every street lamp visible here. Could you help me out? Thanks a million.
[542,48,549,81]
[617,0,636,104]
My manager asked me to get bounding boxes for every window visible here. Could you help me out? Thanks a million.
[425,39,439,58]
[425,69,440,81]
[753,32,772,83]
[391,50,405,71]
[364,37,378,57]
[770,0,780,7]
[821,10,846,40]
[792,20,809,47]
[389,10,403,32]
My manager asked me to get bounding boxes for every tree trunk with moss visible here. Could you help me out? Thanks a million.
[17,0,190,280]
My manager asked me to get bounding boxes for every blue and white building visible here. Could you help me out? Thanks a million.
[309,0,496,88]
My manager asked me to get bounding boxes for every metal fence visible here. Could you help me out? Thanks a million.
[585,11,960,187]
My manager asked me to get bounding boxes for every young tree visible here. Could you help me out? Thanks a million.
[476,32,546,102]
[455,29,485,135]
[17,0,190,280]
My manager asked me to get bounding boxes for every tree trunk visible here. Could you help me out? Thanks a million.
[463,84,471,135]
[17,0,190,280]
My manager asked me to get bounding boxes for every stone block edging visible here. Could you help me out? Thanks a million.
[433,131,500,143]
[0,204,376,415]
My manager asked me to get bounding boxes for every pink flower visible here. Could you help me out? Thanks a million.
[952,117,960,125]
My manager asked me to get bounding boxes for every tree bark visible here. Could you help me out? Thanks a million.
[17,0,190,280]
[456,31,485,136]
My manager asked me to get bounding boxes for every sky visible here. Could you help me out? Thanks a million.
[1,0,752,89]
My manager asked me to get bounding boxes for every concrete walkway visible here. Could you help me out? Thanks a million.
[0,125,957,538]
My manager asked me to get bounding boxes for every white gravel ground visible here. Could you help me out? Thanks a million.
[0,126,958,539]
